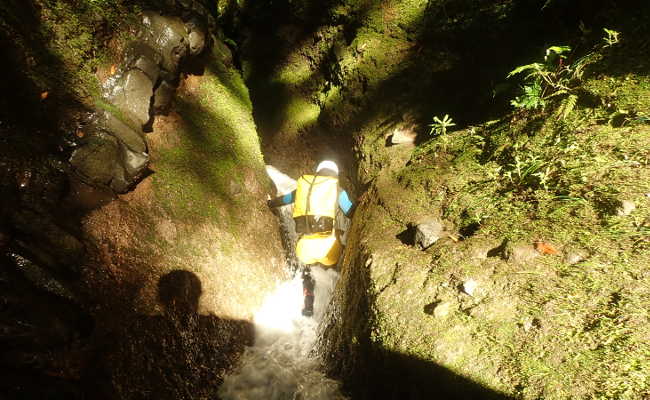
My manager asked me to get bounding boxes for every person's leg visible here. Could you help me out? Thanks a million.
[301,264,315,316]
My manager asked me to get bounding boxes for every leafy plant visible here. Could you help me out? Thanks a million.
[603,28,620,47]
[507,30,621,118]
[428,114,456,136]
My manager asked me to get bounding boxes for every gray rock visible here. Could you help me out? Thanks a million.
[120,144,149,180]
[617,200,636,216]
[103,111,147,153]
[506,244,539,265]
[415,218,445,249]
[140,11,189,77]
[108,68,154,127]
[124,41,162,83]
[69,132,120,186]
[153,80,176,115]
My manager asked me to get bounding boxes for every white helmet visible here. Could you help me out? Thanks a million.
[316,160,339,175]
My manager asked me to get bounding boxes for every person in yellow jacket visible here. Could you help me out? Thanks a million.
[268,160,355,316]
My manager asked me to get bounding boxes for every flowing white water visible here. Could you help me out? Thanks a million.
[219,266,346,399]
[218,166,347,400]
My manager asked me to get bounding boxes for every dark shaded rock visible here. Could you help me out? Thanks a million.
[140,11,190,79]
[124,41,162,83]
[153,80,176,115]
[106,68,154,127]
[9,209,85,275]
[69,132,120,187]
[7,253,76,301]
[102,111,147,153]
[109,164,130,193]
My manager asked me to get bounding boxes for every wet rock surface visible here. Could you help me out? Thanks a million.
[70,6,210,196]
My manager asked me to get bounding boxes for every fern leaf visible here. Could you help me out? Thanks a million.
[558,94,578,120]
[546,89,569,98]
[545,46,572,60]
[507,63,544,78]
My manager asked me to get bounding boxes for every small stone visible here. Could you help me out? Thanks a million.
[462,279,478,296]
[617,200,636,216]
[415,218,445,249]
[433,302,452,318]
[563,250,587,265]
[522,317,540,332]
[507,244,539,265]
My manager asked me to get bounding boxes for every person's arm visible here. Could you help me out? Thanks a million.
[338,190,355,216]
[268,190,296,208]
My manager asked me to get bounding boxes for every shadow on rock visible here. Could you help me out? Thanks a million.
[107,270,253,400]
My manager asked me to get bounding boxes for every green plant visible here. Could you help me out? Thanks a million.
[507,30,621,118]
[603,28,620,48]
[428,114,456,136]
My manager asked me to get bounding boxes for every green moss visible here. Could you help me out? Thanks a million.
[350,34,650,397]
[152,48,265,230]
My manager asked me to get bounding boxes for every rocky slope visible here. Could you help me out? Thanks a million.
[1,1,285,398]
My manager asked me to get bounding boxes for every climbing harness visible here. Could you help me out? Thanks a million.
[292,173,338,235]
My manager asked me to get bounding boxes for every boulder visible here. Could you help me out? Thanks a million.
[124,41,162,83]
[69,132,120,187]
[140,11,190,78]
[10,209,85,275]
[102,111,147,153]
[109,164,130,194]
[107,68,154,127]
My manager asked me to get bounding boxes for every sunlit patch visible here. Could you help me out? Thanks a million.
[253,276,304,334]
[220,266,345,398]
